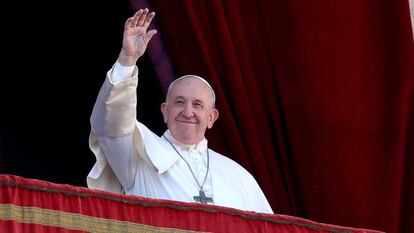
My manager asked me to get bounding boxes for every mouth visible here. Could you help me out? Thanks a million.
[176,120,197,124]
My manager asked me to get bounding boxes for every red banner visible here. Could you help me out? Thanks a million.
[0,174,382,233]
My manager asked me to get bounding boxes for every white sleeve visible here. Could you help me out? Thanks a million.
[87,132,124,194]
[95,134,137,191]
[110,60,135,84]
[87,65,139,192]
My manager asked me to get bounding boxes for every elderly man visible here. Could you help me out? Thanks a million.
[87,8,273,214]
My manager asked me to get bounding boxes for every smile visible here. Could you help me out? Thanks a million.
[177,120,197,124]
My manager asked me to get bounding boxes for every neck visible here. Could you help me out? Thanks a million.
[165,130,206,150]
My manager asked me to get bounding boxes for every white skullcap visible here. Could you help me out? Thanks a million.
[167,75,216,104]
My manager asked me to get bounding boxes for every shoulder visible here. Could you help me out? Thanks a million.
[135,121,171,150]
[208,149,266,197]
[208,149,254,178]
[208,149,237,164]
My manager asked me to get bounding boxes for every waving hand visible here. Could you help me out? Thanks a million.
[118,8,157,66]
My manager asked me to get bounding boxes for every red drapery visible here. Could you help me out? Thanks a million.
[130,0,414,233]
[0,174,382,233]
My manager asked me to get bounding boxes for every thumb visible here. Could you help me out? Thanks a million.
[145,29,157,42]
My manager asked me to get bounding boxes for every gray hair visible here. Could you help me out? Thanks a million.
[166,75,216,106]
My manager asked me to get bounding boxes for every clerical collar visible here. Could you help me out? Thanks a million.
[163,130,208,153]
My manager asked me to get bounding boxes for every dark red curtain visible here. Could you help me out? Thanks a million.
[131,0,414,232]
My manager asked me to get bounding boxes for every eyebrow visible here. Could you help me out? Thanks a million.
[174,96,185,101]
[174,96,205,104]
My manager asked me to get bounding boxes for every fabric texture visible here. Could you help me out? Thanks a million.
[0,174,383,233]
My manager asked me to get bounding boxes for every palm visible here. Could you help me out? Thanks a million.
[123,26,149,58]
[118,9,156,66]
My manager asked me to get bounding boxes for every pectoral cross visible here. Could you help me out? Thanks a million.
[193,190,213,204]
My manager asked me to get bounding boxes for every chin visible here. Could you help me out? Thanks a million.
[179,137,196,144]
[176,135,198,144]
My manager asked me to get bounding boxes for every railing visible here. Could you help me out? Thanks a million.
[0,174,382,233]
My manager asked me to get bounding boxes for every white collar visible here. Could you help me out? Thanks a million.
[163,130,208,154]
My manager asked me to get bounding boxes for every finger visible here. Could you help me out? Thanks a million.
[124,17,135,29]
[143,12,155,29]
[137,8,149,27]
[131,9,144,26]
[145,29,157,42]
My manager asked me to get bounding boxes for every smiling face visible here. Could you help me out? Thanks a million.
[161,77,219,145]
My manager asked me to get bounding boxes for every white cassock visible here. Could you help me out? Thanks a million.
[87,62,274,214]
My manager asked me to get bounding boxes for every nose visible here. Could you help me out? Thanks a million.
[182,104,194,118]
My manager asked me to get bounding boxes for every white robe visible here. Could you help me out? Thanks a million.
[87,65,274,214]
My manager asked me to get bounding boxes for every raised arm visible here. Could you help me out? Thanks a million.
[118,8,157,66]
[87,9,157,192]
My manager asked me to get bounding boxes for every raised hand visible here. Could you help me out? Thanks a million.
[118,8,157,66]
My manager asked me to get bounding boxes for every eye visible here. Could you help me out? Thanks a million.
[193,102,204,109]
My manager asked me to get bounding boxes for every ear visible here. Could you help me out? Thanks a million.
[160,102,168,123]
[207,109,219,129]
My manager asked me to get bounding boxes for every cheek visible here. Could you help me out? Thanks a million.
[168,109,183,122]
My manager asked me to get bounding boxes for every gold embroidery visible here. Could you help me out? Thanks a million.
[0,204,208,233]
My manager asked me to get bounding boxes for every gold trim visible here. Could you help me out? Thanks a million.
[0,204,207,233]
[0,179,377,233]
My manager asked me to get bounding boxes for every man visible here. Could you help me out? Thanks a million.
[87,8,274,214]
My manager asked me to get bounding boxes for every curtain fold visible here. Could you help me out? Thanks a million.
[131,0,414,232]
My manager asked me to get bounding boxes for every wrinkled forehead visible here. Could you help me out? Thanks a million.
[167,75,216,104]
